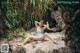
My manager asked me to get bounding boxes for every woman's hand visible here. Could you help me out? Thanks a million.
[35,21,37,23]
[35,21,39,28]
[43,25,47,30]
[35,21,39,24]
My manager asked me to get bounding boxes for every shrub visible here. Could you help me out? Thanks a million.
[7,28,26,40]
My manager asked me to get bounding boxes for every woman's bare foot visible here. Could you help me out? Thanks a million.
[53,40,59,45]
[15,43,23,48]
[53,41,58,45]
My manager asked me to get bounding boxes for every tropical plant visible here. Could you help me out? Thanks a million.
[1,0,55,38]
[7,28,26,40]
[7,31,14,40]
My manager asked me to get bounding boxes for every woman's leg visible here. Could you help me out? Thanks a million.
[41,33,58,44]
[17,35,39,46]
[22,35,39,45]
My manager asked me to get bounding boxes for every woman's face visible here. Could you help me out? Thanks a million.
[39,20,44,27]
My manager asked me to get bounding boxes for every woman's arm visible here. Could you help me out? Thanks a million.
[43,25,47,30]
[35,21,39,28]
[46,22,54,30]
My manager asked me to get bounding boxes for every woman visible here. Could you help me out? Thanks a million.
[17,20,58,46]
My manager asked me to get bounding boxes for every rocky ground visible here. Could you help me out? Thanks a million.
[0,28,71,53]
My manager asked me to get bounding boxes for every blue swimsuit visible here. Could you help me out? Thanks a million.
[37,27,44,38]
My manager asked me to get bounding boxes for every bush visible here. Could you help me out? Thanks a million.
[7,28,26,40]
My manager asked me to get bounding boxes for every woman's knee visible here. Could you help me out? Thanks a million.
[44,33,48,36]
[27,35,32,38]
[41,33,48,39]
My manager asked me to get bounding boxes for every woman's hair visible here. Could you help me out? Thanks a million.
[39,20,44,23]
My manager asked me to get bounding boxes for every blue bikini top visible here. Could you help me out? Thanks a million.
[37,27,44,37]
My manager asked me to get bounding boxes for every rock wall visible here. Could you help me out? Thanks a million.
[50,4,80,53]
[65,9,80,53]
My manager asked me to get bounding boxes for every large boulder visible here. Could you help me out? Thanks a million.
[11,32,71,53]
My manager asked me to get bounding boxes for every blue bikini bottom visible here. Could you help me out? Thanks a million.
[37,33,43,38]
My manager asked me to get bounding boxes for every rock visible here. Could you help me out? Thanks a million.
[51,9,66,31]
[65,9,80,52]
[12,34,70,53]
[35,48,45,53]
[52,47,71,53]
[12,40,71,53]
[12,46,26,53]
[0,28,71,53]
